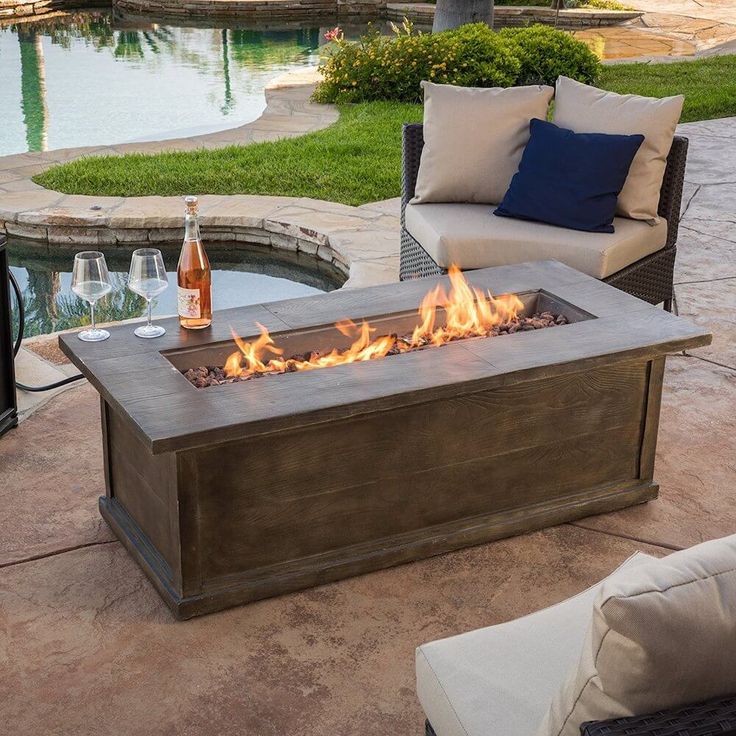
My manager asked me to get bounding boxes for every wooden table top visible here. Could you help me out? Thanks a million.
[60,260,711,454]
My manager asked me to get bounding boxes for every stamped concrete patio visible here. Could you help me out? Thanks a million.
[2,76,736,736]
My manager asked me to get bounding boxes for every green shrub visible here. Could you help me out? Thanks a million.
[314,21,519,104]
[314,22,600,104]
[499,25,600,86]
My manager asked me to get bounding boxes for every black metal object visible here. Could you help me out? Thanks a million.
[581,696,736,736]
[424,695,736,736]
[0,234,18,437]
[4,238,83,394]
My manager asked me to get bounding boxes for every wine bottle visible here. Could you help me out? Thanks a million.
[177,196,212,330]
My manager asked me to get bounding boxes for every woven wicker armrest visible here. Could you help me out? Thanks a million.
[401,123,424,225]
[580,695,736,736]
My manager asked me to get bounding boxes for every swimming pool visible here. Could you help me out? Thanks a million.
[0,11,322,156]
[7,239,344,337]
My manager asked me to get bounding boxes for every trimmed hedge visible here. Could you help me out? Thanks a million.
[314,22,600,104]
[499,25,600,86]
[313,22,519,104]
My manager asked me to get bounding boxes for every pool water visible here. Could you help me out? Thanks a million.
[7,240,344,338]
[0,11,322,156]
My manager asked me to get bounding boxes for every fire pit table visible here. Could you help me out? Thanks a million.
[61,260,710,619]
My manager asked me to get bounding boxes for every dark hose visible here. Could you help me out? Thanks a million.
[8,269,84,392]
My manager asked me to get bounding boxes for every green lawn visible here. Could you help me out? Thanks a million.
[35,56,736,205]
[601,55,736,123]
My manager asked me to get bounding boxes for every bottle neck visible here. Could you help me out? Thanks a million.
[184,211,201,243]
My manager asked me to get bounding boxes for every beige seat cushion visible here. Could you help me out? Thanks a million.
[404,202,667,279]
[412,82,554,206]
[553,76,683,224]
[417,553,656,736]
[538,535,736,736]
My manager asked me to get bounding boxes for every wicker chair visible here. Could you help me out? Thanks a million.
[400,124,688,312]
[425,695,736,736]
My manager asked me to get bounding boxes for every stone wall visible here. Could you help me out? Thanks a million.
[1,0,72,20]
[1,0,388,21]
[384,4,643,28]
[1,0,640,29]
[112,0,386,21]
[0,0,105,21]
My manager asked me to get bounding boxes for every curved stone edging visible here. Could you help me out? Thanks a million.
[0,75,399,289]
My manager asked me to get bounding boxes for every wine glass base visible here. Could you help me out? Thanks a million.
[78,328,110,342]
[134,324,166,339]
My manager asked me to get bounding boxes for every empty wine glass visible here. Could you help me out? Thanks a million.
[127,248,168,339]
[71,251,113,342]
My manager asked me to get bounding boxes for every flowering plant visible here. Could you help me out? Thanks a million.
[313,21,600,104]
[323,26,342,43]
[314,21,519,104]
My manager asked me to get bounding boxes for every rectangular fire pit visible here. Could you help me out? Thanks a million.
[60,261,711,619]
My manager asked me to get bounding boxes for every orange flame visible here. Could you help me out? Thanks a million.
[224,265,523,380]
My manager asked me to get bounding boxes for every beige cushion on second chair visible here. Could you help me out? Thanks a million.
[404,202,667,279]
[553,76,683,224]
[417,553,656,736]
[412,82,554,206]
[538,534,736,736]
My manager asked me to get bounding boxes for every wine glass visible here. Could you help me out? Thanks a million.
[127,248,168,339]
[71,251,113,342]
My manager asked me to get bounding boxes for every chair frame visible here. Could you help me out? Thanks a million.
[399,124,689,312]
[425,692,736,736]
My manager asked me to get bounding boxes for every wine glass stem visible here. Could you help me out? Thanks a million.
[147,299,152,328]
[90,301,96,331]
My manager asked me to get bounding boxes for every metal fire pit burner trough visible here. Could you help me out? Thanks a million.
[60,261,711,619]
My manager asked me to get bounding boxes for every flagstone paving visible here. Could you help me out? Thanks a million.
[573,25,699,59]
[2,79,736,736]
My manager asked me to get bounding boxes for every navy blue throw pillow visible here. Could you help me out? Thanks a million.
[494,118,644,234]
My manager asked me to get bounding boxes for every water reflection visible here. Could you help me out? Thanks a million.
[18,27,49,152]
[0,12,323,155]
[7,240,344,338]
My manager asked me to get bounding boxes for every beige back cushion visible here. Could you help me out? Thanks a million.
[553,76,683,223]
[537,534,736,736]
[413,82,554,205]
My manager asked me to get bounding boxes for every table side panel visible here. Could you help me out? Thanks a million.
[104,402,180,579]
[189,360,651,582]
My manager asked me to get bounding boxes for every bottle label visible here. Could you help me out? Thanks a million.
[178,287,201,319]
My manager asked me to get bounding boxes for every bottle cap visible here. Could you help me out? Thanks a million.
[184,195,198,212]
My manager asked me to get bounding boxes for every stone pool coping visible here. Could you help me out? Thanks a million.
[0,0,642,24]
[0,71,399,290]
[386,4,643,29]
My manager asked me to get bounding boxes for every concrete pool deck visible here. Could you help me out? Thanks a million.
[2,253,735,734]
[2,159,735,735]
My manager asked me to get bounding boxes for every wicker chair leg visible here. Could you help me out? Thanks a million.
[663,298,673,312]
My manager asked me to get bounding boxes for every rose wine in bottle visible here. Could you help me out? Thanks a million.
[177,196,212,330]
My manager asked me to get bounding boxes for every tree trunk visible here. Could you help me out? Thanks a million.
[432,0,494,33]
